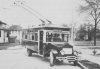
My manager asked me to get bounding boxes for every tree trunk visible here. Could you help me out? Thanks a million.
[94,19,97,46]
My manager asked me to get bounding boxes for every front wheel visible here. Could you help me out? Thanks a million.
[74,61,78,66]
[50,51,54,67]
[27,49,32,56]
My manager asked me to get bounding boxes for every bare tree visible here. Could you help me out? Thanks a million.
[79,0,100,46]
[77,23,87,40]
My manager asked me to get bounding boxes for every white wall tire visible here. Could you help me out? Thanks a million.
[50,51,54,67]
[27,49,32,56]
[74,61,77,66]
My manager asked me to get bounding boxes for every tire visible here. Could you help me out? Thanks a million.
[42,46,46,60]
[74,61,77,66]
[27,49,32,56]
[50,51,54,67]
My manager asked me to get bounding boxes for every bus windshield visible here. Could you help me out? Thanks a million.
[46,31,70,42]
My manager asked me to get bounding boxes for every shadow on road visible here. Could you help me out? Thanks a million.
[27,54,74,66]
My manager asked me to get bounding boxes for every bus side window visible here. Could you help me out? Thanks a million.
[67,34,69,42]
[46,32,49,42]
[62,34,64,41]
[25,35,27,39]
[32,35,34,40]
[0,30,1,37]
[46,32,52,42]
[35,33,38,41]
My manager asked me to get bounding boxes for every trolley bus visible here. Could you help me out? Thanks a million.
[22,24,78,66]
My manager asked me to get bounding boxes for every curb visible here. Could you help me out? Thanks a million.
[77,61,87,69]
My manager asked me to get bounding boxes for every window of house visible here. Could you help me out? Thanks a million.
[7,32,9,37]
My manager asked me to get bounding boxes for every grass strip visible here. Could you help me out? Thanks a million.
[80,60,100,69]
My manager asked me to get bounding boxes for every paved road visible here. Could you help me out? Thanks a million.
[0,46,81,69]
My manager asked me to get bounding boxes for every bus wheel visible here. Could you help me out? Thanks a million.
[74,61,77,66]
[50,51,54,67]
[27,49,32,56]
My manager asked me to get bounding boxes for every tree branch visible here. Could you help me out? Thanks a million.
[96,19,100,25]
[96,12,100,19]
[90,11,95,20]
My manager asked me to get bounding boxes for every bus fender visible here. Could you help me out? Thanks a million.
[51,49,58,54]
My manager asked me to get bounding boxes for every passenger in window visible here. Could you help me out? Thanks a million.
[62,34,64,41]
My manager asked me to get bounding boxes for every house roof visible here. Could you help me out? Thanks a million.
[8,25,22,31]
[0,21,7,25]
[0,21,8,31]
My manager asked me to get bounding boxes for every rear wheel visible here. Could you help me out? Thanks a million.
[50,51,54,67]
[43,45,46,57]
[27,49,32,56]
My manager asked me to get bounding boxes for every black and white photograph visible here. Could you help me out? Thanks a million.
[0,0,100,69]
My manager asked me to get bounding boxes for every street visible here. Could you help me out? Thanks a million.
[0,46,81,69]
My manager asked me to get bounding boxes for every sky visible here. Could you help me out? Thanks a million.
[0,0,82,28]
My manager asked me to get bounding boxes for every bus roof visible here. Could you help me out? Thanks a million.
[23,24,71,31]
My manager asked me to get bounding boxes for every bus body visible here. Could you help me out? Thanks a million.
[22,24,78,66]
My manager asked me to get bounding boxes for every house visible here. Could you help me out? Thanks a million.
[8,25,22,43]
[0,21,9,43]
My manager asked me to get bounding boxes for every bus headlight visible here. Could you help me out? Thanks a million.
[74,51,78,55]
[60,50,65,55]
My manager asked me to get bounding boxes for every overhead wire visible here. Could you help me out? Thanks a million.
[13,1,46,24]
[15,0,52,24]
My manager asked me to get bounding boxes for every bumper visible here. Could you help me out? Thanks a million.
[56,56,78,61]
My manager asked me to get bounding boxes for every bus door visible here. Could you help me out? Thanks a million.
[39,31,43,55]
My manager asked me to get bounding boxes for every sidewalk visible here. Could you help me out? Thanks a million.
[80,50,100,65]
[0,43,20,50]
[7,45,24,50]
[74,46,100,65]
[81,54,100,64]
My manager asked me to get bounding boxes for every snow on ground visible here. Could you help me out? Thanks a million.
[0,46,80,69]
[74,46,100,65]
